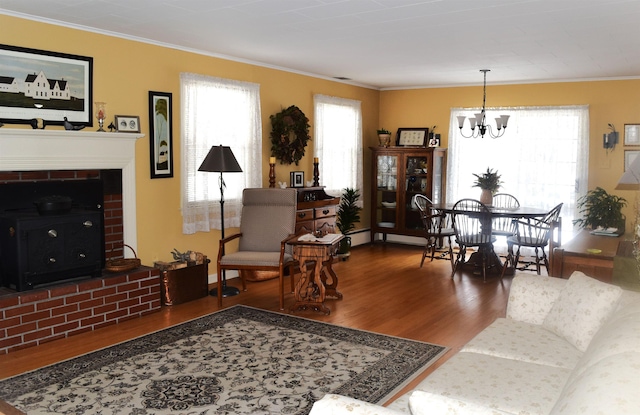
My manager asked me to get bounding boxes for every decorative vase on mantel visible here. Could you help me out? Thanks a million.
[480,189,493,206]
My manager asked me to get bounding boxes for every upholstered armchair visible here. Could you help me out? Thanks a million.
[217,188,298,310]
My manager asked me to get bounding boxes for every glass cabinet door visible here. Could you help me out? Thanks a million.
[404,155,429,231]
[376,154,398,229]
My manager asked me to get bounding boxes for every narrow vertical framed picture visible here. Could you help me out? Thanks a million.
[290,171,304,188]
[149,91,173,178]
[624,150,640,171]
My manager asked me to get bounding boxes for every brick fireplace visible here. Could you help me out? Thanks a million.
[0,129,161,354]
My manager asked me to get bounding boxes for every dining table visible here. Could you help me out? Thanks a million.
[431,202,552,276]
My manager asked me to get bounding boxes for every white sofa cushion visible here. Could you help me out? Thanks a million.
[409,390,511,415]
[412,352,571,415]
[462,318,581,369]
[309,394,405,415]
[565,297,640,385]
[542,271,622,352]
[506,273,566,324]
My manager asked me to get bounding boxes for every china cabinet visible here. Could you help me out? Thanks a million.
[370,146,447,242]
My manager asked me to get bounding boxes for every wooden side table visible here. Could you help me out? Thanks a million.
[551,230,622,283]
[288,233,344,314]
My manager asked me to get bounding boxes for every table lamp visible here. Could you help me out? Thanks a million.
[198,145,243,297]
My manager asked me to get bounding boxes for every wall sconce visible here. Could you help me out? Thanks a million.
[604,123,618,150]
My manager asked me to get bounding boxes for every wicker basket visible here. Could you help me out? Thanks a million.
[105,244,141,272]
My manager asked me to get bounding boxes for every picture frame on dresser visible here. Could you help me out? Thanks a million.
[0,44,93,127]
[396,128,429,147]
[290,171,304,188]
[149,91,173,179]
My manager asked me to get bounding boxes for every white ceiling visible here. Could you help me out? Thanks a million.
[1,0,640,90]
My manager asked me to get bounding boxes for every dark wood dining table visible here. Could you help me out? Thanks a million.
[431,203,551,276]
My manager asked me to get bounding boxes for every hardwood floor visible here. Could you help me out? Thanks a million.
[0,242,525,406]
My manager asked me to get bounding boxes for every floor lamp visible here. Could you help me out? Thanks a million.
[198,145,242,297]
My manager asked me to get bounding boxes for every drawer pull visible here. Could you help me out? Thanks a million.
[48,229,58,238]
[83,220,93,228]
[322,209,330,215]
[298,213,307,218]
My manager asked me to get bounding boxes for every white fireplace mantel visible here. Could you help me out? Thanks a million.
[0,128,144,255]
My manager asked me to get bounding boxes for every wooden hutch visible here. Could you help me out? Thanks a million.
[370,146,447,242]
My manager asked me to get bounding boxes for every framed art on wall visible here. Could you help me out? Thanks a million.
[0,43,93,126]
[114,115,140,133]
[624,150,640,171]
[624,124,640,146]
[149,91,173,178]
[396,128,429,147]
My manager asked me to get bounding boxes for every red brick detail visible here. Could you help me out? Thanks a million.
[0,296,19,309]
[6,304,35,318]
[66,292,92,304]
[37,298,65,310]
[18,290,50,304]
[22,310,51,324]
[0,268,160,354]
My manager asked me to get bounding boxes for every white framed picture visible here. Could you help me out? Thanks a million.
[624,124,640,146]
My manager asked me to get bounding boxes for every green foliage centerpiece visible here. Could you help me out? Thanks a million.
[472,167,502,205]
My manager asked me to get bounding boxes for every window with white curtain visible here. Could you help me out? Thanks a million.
[313,94,363,199]
[180,72,262,235]
[447,105,589,240]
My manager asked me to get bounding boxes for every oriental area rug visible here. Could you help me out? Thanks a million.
[0,305,447,415]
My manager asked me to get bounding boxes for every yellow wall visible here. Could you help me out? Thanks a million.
[3,14,640,265]
[380,81,640,229]
[1,15,379,264]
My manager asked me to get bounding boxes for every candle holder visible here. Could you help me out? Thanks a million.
[313,160,319,187]
[269,161,276,188]
[95,102,107,132]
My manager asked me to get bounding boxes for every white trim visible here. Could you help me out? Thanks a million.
[0,128,144,256]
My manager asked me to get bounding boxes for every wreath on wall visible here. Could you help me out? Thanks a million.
[270,105,311,165]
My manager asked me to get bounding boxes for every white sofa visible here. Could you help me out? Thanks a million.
[310,272,640,415]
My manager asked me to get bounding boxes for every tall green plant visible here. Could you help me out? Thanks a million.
[573,187,626,229]
[336,188,361,234]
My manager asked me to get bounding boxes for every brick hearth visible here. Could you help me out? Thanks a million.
[0,268,161,355]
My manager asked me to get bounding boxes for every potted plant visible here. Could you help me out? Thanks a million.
[573,187,627,234]
[472,167,502,205]
[336,187,362,256]
[377,128,392,147]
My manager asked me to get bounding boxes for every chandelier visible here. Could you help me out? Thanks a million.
[456,69,509,138]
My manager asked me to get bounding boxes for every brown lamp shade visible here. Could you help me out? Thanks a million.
[198,145,243,173]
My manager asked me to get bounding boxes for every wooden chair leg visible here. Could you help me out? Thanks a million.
[278,272,284,311]
[447,237,455,272]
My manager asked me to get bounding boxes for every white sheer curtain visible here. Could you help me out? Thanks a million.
[181,72,262,234]
[447,105,589,240]
[313,94,363,199]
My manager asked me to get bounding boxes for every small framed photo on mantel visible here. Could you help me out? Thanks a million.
[396,128,429,147]
[114,115,140,133]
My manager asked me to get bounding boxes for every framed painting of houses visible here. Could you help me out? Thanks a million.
[0,44,93,127]
[149,91,173,178]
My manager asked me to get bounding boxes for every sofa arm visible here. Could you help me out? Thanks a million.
[309,394,406,415]
[506,273,566,324]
